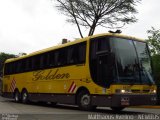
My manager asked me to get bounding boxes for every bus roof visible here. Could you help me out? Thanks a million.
[5,33,145,63]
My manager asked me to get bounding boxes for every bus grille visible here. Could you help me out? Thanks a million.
[131,89,140,93]
[131,89,150,93]
[142,90,150,93]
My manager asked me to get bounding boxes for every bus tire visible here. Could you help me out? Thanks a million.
[77,90,92,111]
[21,90,29,104]
[51,102,57,106]
[14,90,21,102]
[110,107,125,112]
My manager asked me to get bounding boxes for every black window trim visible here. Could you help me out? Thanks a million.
[4,41,87,75]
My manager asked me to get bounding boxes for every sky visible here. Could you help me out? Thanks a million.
[0,0,160,55]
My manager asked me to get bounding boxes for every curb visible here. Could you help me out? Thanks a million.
[130,106,160,109]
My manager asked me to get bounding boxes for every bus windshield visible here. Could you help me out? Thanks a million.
[110,37,155,85]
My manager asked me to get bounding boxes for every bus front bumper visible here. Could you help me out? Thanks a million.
[91,94,157,107]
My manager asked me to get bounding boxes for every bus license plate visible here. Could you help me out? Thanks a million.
[121,97,129,106]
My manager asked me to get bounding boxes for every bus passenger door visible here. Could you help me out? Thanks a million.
[97,54,113,88]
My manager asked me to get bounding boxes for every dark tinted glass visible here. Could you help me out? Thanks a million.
[134,41,154,84]
[4,42,86,75]
[110,37,140,84]
[90,37,112,87]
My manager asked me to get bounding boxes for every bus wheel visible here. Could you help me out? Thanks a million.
[110,107,125,112]
[14,90,21,102]
[51,102,57,106]
[77,90,92,111]
[21,90,29,104]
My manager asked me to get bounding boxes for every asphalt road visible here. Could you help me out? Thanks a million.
[0,96,159,120]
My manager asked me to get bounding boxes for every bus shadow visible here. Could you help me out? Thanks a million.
[9,99,147,115]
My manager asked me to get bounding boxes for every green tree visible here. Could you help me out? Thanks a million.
[152,55,160,84]
[152,54,160,104]
[0,52,16,77]
[55,0,141,38]
[147,27,160,104]
[146,27,160,84]
[147,27,160,55]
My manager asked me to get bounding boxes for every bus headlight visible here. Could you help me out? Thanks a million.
[153,90,156,93]
[116,89,132,94]
[121,89,125,93]
[150,89,156,94]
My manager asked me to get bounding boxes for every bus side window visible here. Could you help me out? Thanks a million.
[67,46,74,64]
[67,42,86,65]
[46,53,50,68]
[49,51,55,67]
[48,50,59,67]
[21,60,26,72]
[73,45,79,64]
[16,60,22,73]
[40,55,44,69]
[14,62,18,73]
[40,53,49,69]
[4,64,9,75]
[74,42,86,64]
[4,62,19,75]
[8,63,14,74]
[78,42,86,64]
[32,55,41,70]
[67,45,78,64]
[25,58,31,71]
[16,60,25,73]
[55,51,59,66]
[58,48,67,66]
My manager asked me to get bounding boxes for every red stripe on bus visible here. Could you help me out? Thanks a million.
[68,82,74,92]
[10,78,16,92]
[71,84,76,93]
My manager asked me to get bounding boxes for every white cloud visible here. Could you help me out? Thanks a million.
[0,0,76,54]
[123,0,160,38]
[0,0,160,54]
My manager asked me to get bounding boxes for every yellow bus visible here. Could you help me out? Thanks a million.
[2,32,157,111]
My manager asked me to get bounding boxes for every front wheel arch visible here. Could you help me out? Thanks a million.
[76,87,94,110]
[75,87,90,105]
